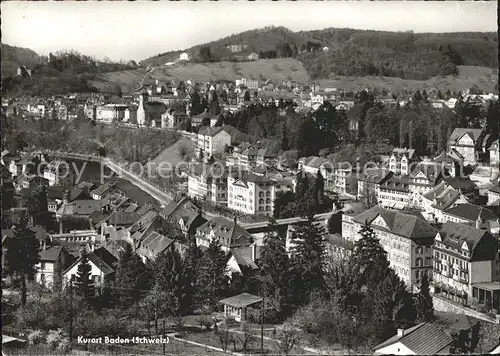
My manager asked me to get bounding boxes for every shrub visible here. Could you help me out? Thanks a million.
[28,329,45,345]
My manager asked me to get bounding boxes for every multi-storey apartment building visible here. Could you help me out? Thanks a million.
[421,181,470,222]
[228,173,275,215]
[433,222,499,310]
[408,163,443,209]
[227,143,258,169]
[187,164,228,206]
[378,176,411,209]
[197,127,231,158]
[342,206,437,289]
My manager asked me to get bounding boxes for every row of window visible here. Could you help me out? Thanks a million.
[379,194,407,202]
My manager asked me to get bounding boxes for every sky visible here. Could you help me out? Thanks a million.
[2,1,496,62]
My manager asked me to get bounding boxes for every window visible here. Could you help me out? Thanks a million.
[266,191,271,197]
[259,192,264,198]
[416,270,420,279]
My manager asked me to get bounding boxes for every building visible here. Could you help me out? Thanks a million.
[433,223,500,311]
[43,160,69,186]
[196,127,231,157]
[95,104,129,124]
[420,181,470,222]
[389,148,419,176]
[219,293,262,322]
[408,163,443,209]
[179,52,189,61]
[298,156,333,180]
[487,181,500,206]
[137,92,167,127]
[227,143,258,169]
[228,173,275,215]
[489,139,499,167]
[195,216,254,253]
[448,128,486,166]
[342,207,437,289]
[226,247,258,277]
[378,176,411,210]
[255,148,278,168]
[35,245,71,290]
[63,251,116,292]
[332,162,357,194]
[357,168,393,198]
[159,197,206,237]
[162,109,188,129]
[247,53,259,61]
[373,323,452,355]
[442,204,499,234]
[187,164,228,206]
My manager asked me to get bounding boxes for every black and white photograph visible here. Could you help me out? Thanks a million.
[1,1,499,355]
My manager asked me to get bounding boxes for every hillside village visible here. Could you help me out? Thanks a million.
[1,24,500,356]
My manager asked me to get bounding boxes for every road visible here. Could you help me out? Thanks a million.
[104,158,173,207]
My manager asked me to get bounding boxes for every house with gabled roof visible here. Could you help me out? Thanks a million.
[159,197,206,237]
[342,206,437,289]
[373,322,452,355]
[135,232,174,262]
[489,138,499,167]
[389,148,420,176]
[433,222,499,309]
[421,180,470,222]
[226,247,259,277]
[196,126,231,157]
[63,250,116,292]
[448,128,486,166]
[357,168,393,199]
[195,216,253,254]
[408,162,444,209]
[35,245,72,290]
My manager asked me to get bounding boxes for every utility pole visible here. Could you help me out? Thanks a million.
[69,280,73,343]
[261,296,264,355]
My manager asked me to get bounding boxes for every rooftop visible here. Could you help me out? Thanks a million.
[219,293,262,308]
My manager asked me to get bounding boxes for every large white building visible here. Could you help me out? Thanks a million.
[433,222,499,311]
[187,164,229,206]
[448,128,486,166]
[197,127,231,158]
[228,173,275,215]
[342,207,437,290]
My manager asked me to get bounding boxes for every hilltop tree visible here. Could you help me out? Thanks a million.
[243,90,251,102]
[197,238,229,308]
[5,221,39,306]
[74,251,95,301]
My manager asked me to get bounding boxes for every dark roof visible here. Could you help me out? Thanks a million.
[219,293,262,308]
[56,199,105,216]
[137,232,173,260]
[438,221,497,261]
[93,246,119,269]
[64,251,115,276]
[353,206,437,239]
[392,147,417,159]
[358,168,393,184]
[423,182,465,210]
[0,163,11,179]
[489,181,500,194]
[196,217,253,248]
[91,182,115,197]
[39,246,64,262]
[444,204,497,222]
[373,322,452,354]
[379,176,410,192]
[47,185,65,200]
[443,177,477,190]
[198,126,229,137]
[108,211,140,226]
[113,178,161,211]
[449,128,484,145]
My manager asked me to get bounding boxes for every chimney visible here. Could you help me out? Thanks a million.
[251,243,257,261]
[59,220,64,234]
[476,217,481,230]
[397,328,405,338]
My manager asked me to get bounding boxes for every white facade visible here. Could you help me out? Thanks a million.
[197,129,231,157]
[227,175,275,215]
[63,258,107,289]
[450,133,477,166]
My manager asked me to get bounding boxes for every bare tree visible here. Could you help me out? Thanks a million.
[237,322,255,354]
[215,318,232,352]
[275,322,301,356]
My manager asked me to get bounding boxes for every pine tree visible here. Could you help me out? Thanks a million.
[244,91,251,102]
[182,242,203,312]
[314,170,325,207]
[114,244,152,307]
[289,216,327,303]
[352,222,390,290]
[281,122,290,151]
[415,271,434,322]
[197,238,229,309]
[259,230,289,311]
[154,246,187,317]
[75,251,95,300]
[5,221,40,306]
